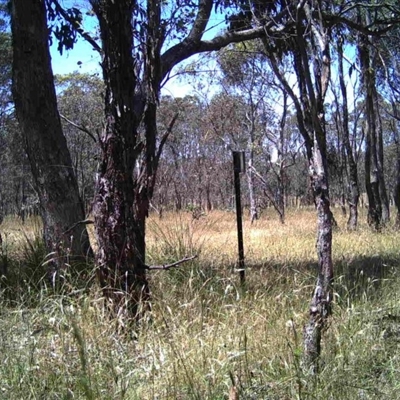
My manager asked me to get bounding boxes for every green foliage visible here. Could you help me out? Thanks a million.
[46,1,82,55]
[0,12,11,110]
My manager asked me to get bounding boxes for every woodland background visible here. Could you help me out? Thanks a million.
[1,1,400,399]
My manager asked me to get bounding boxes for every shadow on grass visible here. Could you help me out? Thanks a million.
[334,253,398,302]
[241,252,399,304]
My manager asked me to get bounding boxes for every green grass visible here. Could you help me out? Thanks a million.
[1,209,400,399]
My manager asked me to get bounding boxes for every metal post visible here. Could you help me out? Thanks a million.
[233,151,245,285]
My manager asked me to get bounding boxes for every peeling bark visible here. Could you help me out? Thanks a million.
[91,0,149,316]
[263,1,334,373]
[88,0,277,316]
[303,138,333,372]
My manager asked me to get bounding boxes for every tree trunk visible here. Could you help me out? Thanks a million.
[264,13,334,369]
[293,2,334,373]
[277,90,288,224]
[247,110,258,224]
[337,39,359,230]
[11,0,92,269]
[358,13,384,230]
[394,151,400,227]
[303,137,333,373]
[247,166,258,223]
[375,88,390,224]
[91,0,149,316]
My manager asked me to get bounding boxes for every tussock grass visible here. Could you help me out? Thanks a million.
[1,209,400,398]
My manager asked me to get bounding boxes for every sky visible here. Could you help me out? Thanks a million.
[51,38,197,98]
[49,0,231,98]
[49,3,359,112]
[48,2,218,99]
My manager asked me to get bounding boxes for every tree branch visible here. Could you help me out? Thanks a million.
[162,26,264,81]
[60,113,97,143]
[250,165,283,218]
[325,14,400,36]
[161,6,292,82]
[187,0,213,42]
[63,218,94,235]
[266,50,312,154]
[145,255,198,270]
[156,112,179,164]
[51,0,103,54]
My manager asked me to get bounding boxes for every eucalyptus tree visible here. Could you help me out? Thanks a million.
[216,44,271,222]
[55,72,103,211]
[0,10,11,220]
[334,37,360,229]
[245,0,400,372]
[155,94,236,213]
[156,95,214,212]
[376,20,400,225]
[356,9,389,229]
[260,2,334,371]
[217,43,303,223]
[10,0,92,272]
[203,91,251,208]
[49,0,275,315]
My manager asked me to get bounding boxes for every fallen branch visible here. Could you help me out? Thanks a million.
[145,255,198,270]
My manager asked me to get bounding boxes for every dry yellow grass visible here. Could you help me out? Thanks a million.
[1,208,400,399]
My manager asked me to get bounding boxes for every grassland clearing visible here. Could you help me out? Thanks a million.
[0,208,400,399]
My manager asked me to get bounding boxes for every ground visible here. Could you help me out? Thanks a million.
[0,208,400,399]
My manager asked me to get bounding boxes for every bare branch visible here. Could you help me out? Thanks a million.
[325,14,400,36]
[266,50,312,154]
[161,7,292,82]
[187,0,213,42]
[156,112,179,164]
[60,113,97,143]
[383,107,400,123]
[145,255,198,270]
[250,165,283,219]
[63,218,94,235]
[342,53,361,73]
[162,26,264,81]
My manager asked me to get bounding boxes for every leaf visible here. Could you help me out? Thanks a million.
[349,64,353,78]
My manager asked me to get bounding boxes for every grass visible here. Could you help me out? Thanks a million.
[1,208,400,399]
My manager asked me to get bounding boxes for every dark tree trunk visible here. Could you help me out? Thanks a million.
[389,111,400,227]
[247,165,258,224]
[394,151,400,227]
[272,2,334,374]
[265,14,334,371]
[303,137,333,372]
[247,114,258,223]
[277,89,289,224]
[363,64,382,229]
[337,39,359,230]
[11,0,92,268]
[375,90,390,223]
[358,13,385,230]
[91,0,149,316]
